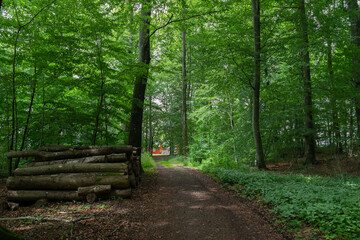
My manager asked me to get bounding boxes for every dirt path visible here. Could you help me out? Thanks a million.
[1,157,287,239]
[138,156,285,240]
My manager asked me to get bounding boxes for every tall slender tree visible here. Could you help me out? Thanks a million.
[347,0,360,137]
[298,0,316,164]
[251,0,266,169]
[181,29,189,155]
[128,0,151,164]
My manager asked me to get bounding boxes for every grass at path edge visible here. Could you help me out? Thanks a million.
[166,155,360,239]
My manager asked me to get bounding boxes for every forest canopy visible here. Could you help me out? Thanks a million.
[1,0,360,173]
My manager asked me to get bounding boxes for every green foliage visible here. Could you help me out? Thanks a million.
[141,153,157,170]
[0,0,136,170]
[157,161,174,168]
[202,165,360,239]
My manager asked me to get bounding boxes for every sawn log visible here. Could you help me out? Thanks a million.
[7,173,129,190]
[14,163,128,176]
[7,146,133,161]
[24,154,128,167]
[7,190,82,202]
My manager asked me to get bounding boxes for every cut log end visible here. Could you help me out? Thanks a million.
[78,185,111,196]
[86,193,97,203]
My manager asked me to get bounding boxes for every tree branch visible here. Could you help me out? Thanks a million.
[21,0,57,29]
[149,14,174,38]
[149,10,226,38]
[231,57,254,90]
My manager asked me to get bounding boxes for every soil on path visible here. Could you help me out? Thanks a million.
[141,155,285,240]
[1,156,287,240]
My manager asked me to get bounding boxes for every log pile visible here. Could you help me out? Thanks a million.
[6,145,140,203]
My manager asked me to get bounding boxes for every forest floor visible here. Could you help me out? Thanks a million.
[0,155,291,240]
[267,152,360,177]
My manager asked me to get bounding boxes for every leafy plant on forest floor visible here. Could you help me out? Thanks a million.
[202,165,360,239]
[157,161,174,168]
[141,154,158,176]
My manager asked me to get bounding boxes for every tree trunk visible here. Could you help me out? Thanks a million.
[8,0,56,174]
[227,93,237,162]
[92,38,105,145]
[7,173,129,190]
[40,72,45,146]
[350,106,354,154]
[298,0,316,164]
[327,43,343,154]
[128,0,151,173]
[14,163,128,176]
[15,65,37,169]
[181,30,189,155]
[251,0,266,169]
[148,95,153,154]
[9,28,21,176]
[347,0,360,137]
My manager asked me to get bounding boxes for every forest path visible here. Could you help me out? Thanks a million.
[141,155,285,240]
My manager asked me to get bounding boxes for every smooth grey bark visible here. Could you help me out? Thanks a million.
[251,0,266,169]
[181,30,189,155]
[298,0,316,164]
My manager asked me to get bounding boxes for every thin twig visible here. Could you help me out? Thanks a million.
[107,227,120,237]
[0,215,95,223]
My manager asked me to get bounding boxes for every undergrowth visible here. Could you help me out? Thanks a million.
[170,155,360,239]
[157,161,174,168]
[145,154,360,239]
[202,165,360,239]
[141,153,157,176]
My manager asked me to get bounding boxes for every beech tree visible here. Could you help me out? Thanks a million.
[298,0,316,164]
[251,0,266,169]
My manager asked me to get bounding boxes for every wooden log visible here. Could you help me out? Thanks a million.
[86,193,97,203]
[7,145,133,161]
[24,154,129,168]
[39,145,74,152]
[105,154,130,163]
[7,190,83,202]
[7,173,129,190]
[38,145,103,152]
[77,185,111,196]
[110,189,131,199]
[14,163,128,176]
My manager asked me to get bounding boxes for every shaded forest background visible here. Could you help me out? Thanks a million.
[1,0,360,174]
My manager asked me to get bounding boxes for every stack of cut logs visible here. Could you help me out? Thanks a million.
[6,145,141,203]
